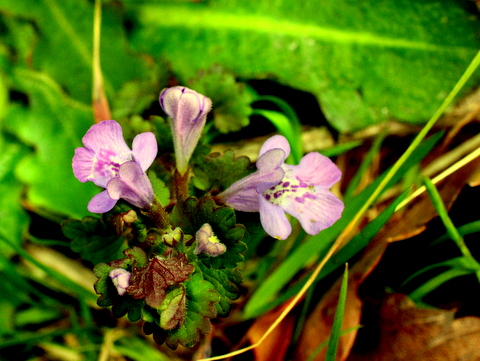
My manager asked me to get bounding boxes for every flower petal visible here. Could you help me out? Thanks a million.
[256,148,287,172]
[259,135,291,159]
[72,147,95,183]
[82,120,131,156]
[160,86,212,175]
[132,132,158,172]
[294,152,342,188]
[259,195,292,240]
[88,190,117,213]
[218,168,284,212]
[281,187,344,235]
[107,162,154,209]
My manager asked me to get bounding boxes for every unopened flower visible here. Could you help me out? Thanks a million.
[109,268,132,296]
[194,223,226,256]
[159,86,212,175]
[73,120,157,213]
[219,135,344,240]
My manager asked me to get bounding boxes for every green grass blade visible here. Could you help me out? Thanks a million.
[422,177,464,244]
[252,108,302,163]
[409,268,472,302]
[0,233,96,303]
[433,220,480,245]
[325,264,349,361]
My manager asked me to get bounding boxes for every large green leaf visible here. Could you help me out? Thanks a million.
[130,0,480,132]
[5,68,98,219]
[0,0,150,104]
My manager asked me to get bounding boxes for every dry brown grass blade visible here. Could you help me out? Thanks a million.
[92,0,111,123]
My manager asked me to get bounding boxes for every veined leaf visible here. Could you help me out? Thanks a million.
[130,0,480,132]
[5,68,98,219]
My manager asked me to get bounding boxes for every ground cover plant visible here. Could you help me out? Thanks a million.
[1,0,480,360]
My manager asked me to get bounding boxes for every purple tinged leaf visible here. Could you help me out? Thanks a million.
[159,86,212,175]
[127,254,194,308]
[159,285,187,330]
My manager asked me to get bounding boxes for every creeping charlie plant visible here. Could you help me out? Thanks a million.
[65,86,344,349]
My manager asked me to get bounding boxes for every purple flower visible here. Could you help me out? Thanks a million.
[159,86,212,175]
[73,120,157,213]
[109,268,132,296]
[194,223,226,256]
[218,135,344,240]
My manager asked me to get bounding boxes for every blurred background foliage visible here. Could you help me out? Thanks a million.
[0,0,480,360]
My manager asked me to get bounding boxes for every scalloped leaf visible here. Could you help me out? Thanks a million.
[169,196,247,269]
[127,254,194,308]
[193,149,253,192]
[145,273,220,349]
[198,263,242,317]
[159,285,187,330]
[187,66,253,133]
[62,217,126,265]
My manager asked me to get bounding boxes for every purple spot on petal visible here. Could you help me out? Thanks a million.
[283,182,290,187]
[304,193,316,200]
[295,197,305,203]
[265,194,271,200]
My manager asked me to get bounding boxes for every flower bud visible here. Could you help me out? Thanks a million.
[109,268,132,296]
[159,86,212,175]
[194,223,226,256]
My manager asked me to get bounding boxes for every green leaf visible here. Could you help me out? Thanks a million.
[0,135,30,258]
[1,0,150,104]
[144,273,220,349]
[252,109,302,163]
[192,149,252,192]
[159,285,187,330]
[62,217,126,265]
[170,196,247,268]
[198,263,242,317]
[131,0,480,132]
[188,66,253,133]
[5,68,98,219]
[148,171,171,208]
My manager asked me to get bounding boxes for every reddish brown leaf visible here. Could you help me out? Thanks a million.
[127,254,194,308]
[347,293,480,361]
[246,302,295,361]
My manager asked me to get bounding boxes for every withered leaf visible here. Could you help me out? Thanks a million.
[347,293,480,361]
[127,254,194,308]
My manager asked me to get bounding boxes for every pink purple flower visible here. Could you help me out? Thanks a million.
[194,223,226,256]
[159,86,212,175]
[218,135,344,240]
[109,268,132,296]
[73,120,157,213]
